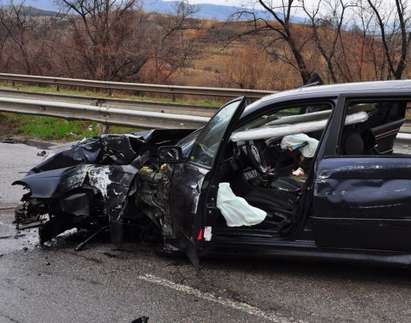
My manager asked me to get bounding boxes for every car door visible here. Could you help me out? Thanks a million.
[168,97,247,265]
[312,95,411,251]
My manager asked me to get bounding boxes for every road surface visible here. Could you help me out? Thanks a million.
[2,142,411,323]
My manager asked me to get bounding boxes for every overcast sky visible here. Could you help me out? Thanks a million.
[166,0,384,21]
[188,0,249,4]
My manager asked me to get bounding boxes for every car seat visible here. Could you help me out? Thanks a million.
[342,132,365,155]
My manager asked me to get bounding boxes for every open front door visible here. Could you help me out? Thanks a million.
[169,97,247,266]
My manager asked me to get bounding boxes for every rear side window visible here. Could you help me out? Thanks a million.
[339,100,407,156]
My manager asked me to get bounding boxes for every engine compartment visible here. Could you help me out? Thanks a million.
[13,129,194,245]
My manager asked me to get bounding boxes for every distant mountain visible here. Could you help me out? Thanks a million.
[17,5,57,16]
[16,0,59,12]
[143,0,305,22]
[3,0,305,23]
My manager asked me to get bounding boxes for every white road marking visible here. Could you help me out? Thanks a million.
[138,273,305,323]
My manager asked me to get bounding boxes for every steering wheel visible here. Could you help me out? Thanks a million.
[245,140,299,178]
[245,141,275,177]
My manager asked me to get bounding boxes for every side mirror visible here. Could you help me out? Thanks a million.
[158,146,184,164]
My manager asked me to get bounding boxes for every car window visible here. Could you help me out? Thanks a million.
[227,102,333,194]
[189,99,242,168]
[176,128,202,158]
[339,100,408,156]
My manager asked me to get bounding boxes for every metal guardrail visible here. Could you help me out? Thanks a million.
[0,88,216,117]
[0,93,410,141]
[0,73,276,99]
[396,133,411,141]
[0,97,210,129]
[0,78,409,140]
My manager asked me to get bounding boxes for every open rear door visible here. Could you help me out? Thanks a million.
[169,97,247,266]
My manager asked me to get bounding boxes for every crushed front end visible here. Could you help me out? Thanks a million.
[13,129,194,249]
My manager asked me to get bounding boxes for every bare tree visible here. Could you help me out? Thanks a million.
[141,1,199,83]
[0,2,35,73]
[236,0,313,84]
[0,10,10,71]
[364,0,411,79]
[58,0,198,82]
[302,0,354,83]
[353,1,387,80]
[0,2,58,75]
[59,0,149,80]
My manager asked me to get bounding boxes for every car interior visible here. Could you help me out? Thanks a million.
[211,103,332,237]
[212,100,408,237]
[340,101,406,156]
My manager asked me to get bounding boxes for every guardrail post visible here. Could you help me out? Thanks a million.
[56,84,60,92]
[101,123,110,134]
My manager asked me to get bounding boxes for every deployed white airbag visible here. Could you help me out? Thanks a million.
[231,111,369,142]
[216,182,267,227]
[281,133,319,158]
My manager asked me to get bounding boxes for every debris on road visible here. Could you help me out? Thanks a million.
[131,317,149,323]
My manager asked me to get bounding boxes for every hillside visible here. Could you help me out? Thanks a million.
[15,0,58,12]
[15,5,57,16]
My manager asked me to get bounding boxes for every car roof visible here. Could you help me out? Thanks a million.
[242,79,411,118]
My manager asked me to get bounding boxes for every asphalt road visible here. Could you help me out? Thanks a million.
[2,142,411,323]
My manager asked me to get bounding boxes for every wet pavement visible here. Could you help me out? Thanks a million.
[2,142,411,322]
[0,142,50,207]
[0,213,37,255]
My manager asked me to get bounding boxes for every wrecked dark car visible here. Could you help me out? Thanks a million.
[13,81,411,266]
